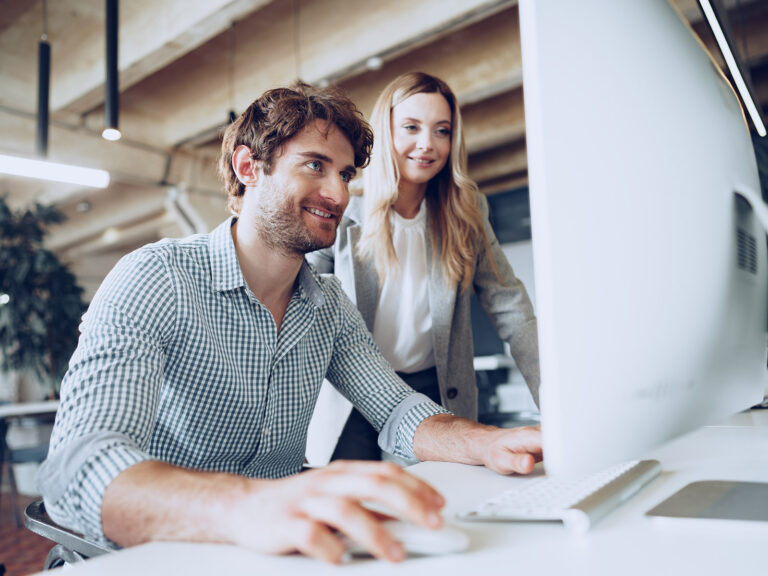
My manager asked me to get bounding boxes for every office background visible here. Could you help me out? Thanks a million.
[0,0,765,301]
[1,1,767,572]
[2,0,767,460]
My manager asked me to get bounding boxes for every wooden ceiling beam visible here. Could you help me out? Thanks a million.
[54,0,274,115]
[462,89,525,154]
[76,0,518,148]
[469,140,527,189]
[338,5,523,118]
[0,107,221,206]
[45,183,167,251]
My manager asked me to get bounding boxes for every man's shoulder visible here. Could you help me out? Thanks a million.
[127,232,210,265]
[107,233,213,293]
[308,265,354,312]
[307,262,343,296]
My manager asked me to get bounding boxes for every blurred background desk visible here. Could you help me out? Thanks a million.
[34,409,768,576]
[0,400,58,527]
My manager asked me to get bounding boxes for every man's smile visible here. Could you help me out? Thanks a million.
[305,207,336,219]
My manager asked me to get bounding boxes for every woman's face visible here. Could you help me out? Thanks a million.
[390,91,452,193]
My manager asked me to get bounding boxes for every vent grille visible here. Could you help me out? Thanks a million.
[737,228,757,275]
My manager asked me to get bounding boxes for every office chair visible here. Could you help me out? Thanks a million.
[24,499,110,569]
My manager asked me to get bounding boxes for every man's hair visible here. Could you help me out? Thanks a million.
[219,82,374,215]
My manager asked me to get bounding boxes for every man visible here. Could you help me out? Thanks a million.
[38,83,542,564]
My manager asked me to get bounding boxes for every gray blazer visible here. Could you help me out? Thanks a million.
[306,194,540,419]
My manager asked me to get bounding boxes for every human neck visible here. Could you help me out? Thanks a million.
[393,182,426,219]
[231,217,303,330]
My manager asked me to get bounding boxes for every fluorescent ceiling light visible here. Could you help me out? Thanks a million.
[0,153,110,188]
[698,0,766,137]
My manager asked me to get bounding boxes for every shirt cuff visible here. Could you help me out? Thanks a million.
[38,433,151,544]
[377,393,449,461]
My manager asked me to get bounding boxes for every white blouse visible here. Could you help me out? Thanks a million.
[372,200,435,373]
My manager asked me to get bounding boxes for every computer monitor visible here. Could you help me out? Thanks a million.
[519,0,768,476]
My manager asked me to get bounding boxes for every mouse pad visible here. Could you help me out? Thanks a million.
[646,481,768,522]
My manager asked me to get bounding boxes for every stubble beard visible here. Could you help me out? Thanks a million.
[254,181,337,256]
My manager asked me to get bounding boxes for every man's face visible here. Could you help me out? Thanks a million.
[244,120,356,255]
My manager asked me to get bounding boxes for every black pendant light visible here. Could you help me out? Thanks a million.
[102,0,121,141]
[36,0,50,157]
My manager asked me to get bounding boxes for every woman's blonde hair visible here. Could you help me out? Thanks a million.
[358,72,494,293]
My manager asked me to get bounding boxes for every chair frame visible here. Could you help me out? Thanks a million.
[24,499,110,570]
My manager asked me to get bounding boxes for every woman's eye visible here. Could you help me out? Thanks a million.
[436,127,451,137]
[403,124,418,132]
[306,160,322,171]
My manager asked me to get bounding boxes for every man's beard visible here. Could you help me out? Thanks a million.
[253,179,339,256]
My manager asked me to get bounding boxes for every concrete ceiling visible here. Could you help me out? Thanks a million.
[1,0,767,298]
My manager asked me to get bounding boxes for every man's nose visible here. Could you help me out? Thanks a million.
[320,175,348,207]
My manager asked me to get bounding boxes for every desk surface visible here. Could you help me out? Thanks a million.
[0,400,59,419]
[37,410,768,576]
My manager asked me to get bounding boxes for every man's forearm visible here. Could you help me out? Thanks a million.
[412,414,542,475]
[411,414,497,464]
[101,460,256,547]
[101,459,447,564]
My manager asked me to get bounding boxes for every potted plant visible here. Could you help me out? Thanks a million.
[0,195,86,401]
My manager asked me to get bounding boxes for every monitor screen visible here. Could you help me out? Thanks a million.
[519,0,768,476]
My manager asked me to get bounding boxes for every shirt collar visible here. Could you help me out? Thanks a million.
[296,260,326,307]
[209,217,244,292]
[209,217,326,307]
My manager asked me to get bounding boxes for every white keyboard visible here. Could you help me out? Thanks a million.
[458,459,661,533]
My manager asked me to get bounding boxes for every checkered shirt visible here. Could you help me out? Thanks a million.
[37,218,447,545]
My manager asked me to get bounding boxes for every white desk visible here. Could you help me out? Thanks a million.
[0,400,59,419]
[37,410,768,576]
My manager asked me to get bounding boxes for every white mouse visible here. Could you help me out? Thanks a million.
[343,520,470,557]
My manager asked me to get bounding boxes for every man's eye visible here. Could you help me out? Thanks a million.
[306,160,321,171]
[340,172,352,183]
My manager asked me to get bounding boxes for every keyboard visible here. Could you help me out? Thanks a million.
[457,459,661,533]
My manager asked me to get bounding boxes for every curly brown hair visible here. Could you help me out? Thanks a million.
[219,82,374,215]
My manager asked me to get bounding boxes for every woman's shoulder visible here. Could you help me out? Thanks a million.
[344,194,365,223]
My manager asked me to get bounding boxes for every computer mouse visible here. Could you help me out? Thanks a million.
[343,520,470,558]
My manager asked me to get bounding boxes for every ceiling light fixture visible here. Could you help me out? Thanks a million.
[102,0,121,141]
[698,0,766,137]
[0,153,110,188]
[37,0,50,156]
[365,56,383,71]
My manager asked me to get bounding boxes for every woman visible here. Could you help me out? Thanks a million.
[307,72,540,461]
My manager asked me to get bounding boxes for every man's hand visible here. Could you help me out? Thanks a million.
[231,460,444,563]
[102,460,444,565]
[412,414,543,474]
[477,425,543,475]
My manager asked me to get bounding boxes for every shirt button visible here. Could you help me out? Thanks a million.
[446,388,458,399]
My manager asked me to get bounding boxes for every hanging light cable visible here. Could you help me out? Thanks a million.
[293,0,302,82]
[228,22,237,124]
[36,0,50,157]
[102,0,121,141]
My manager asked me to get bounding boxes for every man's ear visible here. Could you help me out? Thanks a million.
[232,145,260,186]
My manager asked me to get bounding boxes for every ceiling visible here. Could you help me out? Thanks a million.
[1,0,767,298]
